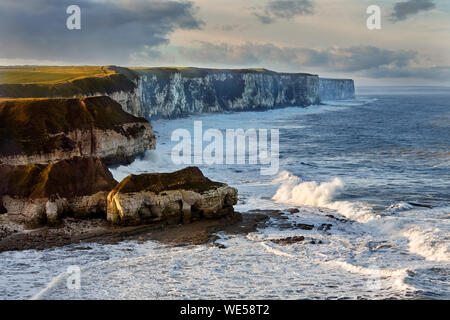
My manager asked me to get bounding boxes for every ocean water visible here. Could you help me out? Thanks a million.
[0,88,449,299]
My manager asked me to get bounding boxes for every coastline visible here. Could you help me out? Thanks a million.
[0,210,315,253]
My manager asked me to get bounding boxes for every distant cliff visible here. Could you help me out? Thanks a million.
[135,68,320,119]
[0,66,355,119]
[319,78,355,100]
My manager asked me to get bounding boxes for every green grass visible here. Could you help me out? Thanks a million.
[0,66,138,98]
[0,66,115,85]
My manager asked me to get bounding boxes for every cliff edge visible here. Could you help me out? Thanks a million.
[0,96,155,165]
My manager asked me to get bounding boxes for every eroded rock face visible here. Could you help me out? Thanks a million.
[136,68,321,119]
[107,167,238,225]
[0,96,155,166]
[0,157,117,227]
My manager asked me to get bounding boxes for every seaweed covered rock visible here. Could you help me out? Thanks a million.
[107,167,238,225]
[0,157,117,227]
[0,96,155,166]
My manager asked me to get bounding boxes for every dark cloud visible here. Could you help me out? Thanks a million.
[391,0,436,21]
[178,41,450,81]
[0,0,203,64]
[179,42,418,73]
[253,0,315,24]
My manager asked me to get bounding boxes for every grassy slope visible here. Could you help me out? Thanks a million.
[0,66,138,98]
[0,96,147,157]
[111,167,224,195]
[0,66,115,85]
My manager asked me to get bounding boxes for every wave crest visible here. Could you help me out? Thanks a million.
[271,171,375,223]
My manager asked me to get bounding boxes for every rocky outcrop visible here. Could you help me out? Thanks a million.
[135,68,321,118]
[0,157,117,227]
[319,78,355,100]
[0,96,155,166]
[107,167,238,225]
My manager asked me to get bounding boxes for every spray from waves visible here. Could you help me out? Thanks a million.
[109,150,173,182]
[323,260,414,292]
[271,171,450,263]
[271,171,376,223]
[403,227,450,262]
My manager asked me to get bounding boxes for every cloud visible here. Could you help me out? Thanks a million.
[391,0,436,21]
[177,41,450,81]
[179,41,418,73]
[364,66,450,81]
[0,0,203,64]
[253,0,315,24]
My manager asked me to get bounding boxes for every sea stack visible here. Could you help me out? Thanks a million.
[107,167,238,225]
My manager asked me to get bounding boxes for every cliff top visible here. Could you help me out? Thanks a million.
[0,66,138,98]
[0,157,117,199]
[133,67,316,77]
[110,167,225,195]
[0,66,116,85]
[0,96,148,156]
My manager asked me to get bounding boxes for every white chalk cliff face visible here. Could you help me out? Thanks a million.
[101,68,355,120]
[0,124,155,166]
[135,69,322,119]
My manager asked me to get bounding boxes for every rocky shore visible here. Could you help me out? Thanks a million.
[0,163,243,252]
[0,208,341,253]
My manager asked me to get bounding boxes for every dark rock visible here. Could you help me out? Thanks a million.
[271,236,305,245]
[294,223,314,230]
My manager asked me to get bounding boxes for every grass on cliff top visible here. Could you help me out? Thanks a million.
[0,96,147,156]
[111,167,225,195]
[0,66,138,98]
[0,66,115,85]
[132,67,315,79]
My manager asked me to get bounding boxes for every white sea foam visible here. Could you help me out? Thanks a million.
[403,227,450,262]
[271,171,376,223]
[323,260,414,292]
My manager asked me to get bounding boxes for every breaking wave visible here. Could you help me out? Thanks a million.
[271,171,375,223]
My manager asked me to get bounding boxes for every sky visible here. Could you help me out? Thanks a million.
[0,0,449,86]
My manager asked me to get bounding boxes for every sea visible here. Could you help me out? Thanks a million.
[0,87,449,299]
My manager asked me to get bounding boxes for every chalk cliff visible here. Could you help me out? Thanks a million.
[0,96,155,165]
[135,68,321,118]
[319,78,355,100]
[0,66,355,120]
